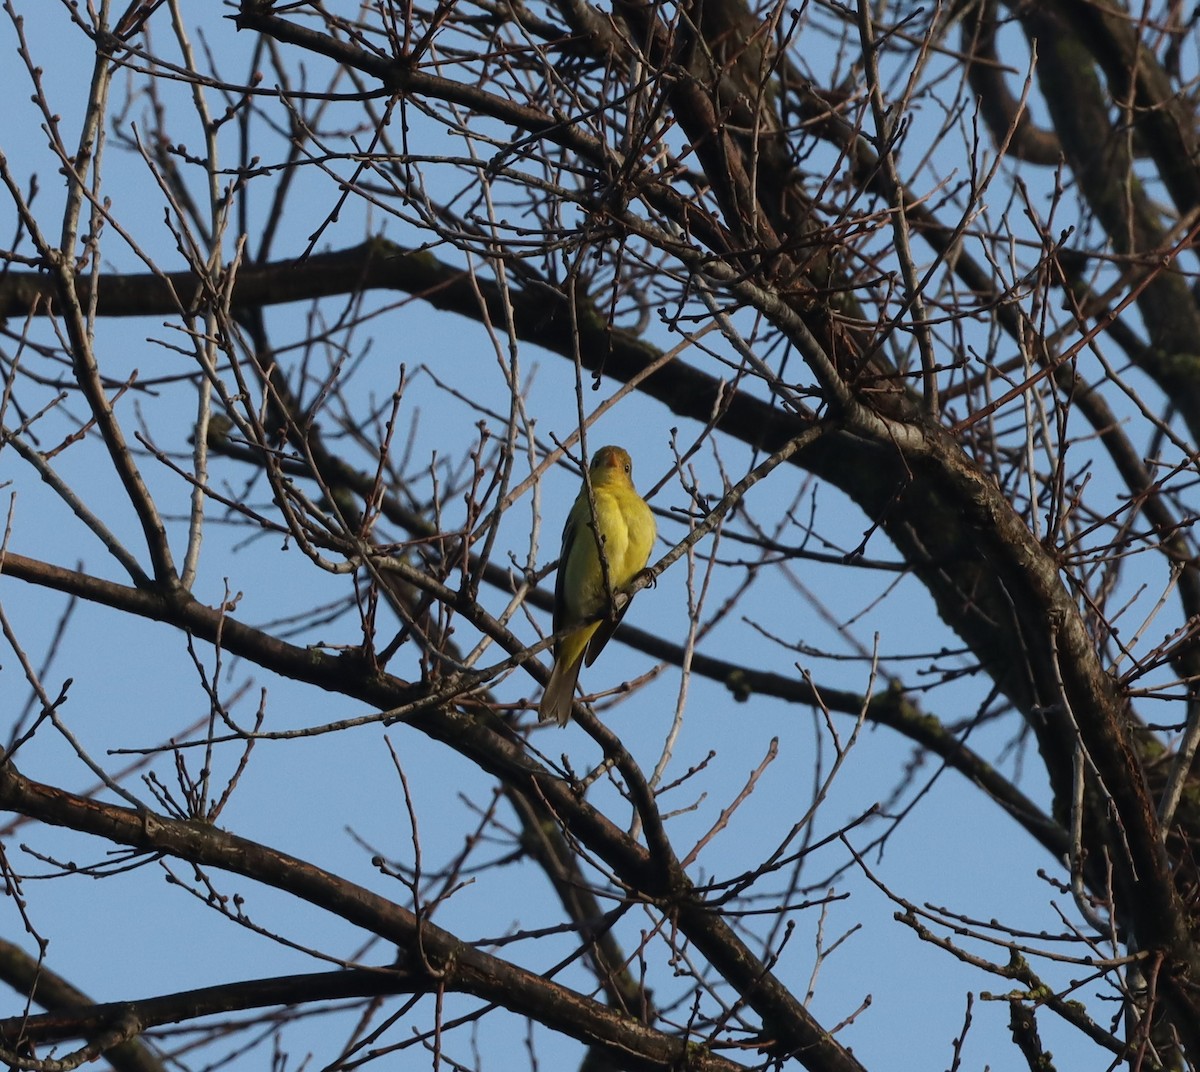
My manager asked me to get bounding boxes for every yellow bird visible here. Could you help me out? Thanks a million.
[538,445,657,725]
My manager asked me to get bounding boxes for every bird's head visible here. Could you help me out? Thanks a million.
[590,445,633,479]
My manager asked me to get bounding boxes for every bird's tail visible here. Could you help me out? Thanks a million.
[538,655,583,726]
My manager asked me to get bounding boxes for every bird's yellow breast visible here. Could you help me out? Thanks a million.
[560,478,656,623]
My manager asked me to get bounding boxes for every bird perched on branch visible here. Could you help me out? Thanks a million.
[538,445,656,726]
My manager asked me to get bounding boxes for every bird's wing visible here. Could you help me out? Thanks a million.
[583,602,629,668]
[553,491,587,639]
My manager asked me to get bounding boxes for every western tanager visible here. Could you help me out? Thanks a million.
[538,445,656,725]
